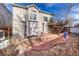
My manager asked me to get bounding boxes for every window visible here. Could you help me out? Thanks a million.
[30,13,37,20]
[49,17,53,22]
[0,32,3,38]
[49,17,53,21]
[31,10,37,13]
[44,16,48,22]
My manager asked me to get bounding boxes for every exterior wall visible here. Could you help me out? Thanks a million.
[13,5,53,37]
[13,6,28,37]
[39,12,53,33]
[28,6,53,35]
[27,7,40,36]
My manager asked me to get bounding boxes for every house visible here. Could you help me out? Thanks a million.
[0,4,12,37]
[13,4,54,38]
[70,24,79,35]
[74,24,79,28]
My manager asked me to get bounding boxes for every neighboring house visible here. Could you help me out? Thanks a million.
[74,24,79,28]
[0,4,12,37]
[13,4,54,38]
[70,25,79,38]
[70,24,79,34]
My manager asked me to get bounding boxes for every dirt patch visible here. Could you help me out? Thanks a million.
[0,33,79,56]
[25,35,79,56]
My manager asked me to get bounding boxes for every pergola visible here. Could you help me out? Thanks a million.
[48,22,67,34]
[48,4,73,34]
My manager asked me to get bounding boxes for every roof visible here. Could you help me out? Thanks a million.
[25,4,41,11]
[39,10,54,15]
[0,4,12,27]
[2,4,12,15]
[13,4,27,9]
[13,4,54,16]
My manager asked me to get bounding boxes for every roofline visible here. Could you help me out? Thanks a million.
[12,4,28,9]
[13,4,54,16]
[25,4,41,11]
[25,4,54,15]
[1,4,12,15]
[39,10,54,16]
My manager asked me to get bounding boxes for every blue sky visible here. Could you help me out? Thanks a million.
[6,3,79,25]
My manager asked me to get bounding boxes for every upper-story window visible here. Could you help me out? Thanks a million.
[31,10,37,13]
[30,13,37,20]
[49,17,53,22]
[44,16,48,22]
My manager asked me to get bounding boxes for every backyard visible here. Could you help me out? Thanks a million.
[0,33,79,56]
[0,3,79,56]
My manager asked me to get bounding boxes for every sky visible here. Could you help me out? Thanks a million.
[6,3,79,25]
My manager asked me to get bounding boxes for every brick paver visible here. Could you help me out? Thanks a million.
[25,35,70,55]
[32,36,69,51]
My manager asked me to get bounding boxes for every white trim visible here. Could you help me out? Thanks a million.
[13,4,54,16]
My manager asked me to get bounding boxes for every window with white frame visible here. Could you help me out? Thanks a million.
[49,16,53,22]
[30,13,37,20]
[44,16,48,22]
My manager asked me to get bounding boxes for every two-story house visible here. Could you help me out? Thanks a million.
[13,4,54,38]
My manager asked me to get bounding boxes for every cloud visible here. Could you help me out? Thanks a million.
[69,5,79,19]
[45,3,56,8]
[74,8,79,11]
[73,14,79,19]
[71,6,79,12]
[69,13,79,19]
[69,13,79,25]
[73,20,79,25]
